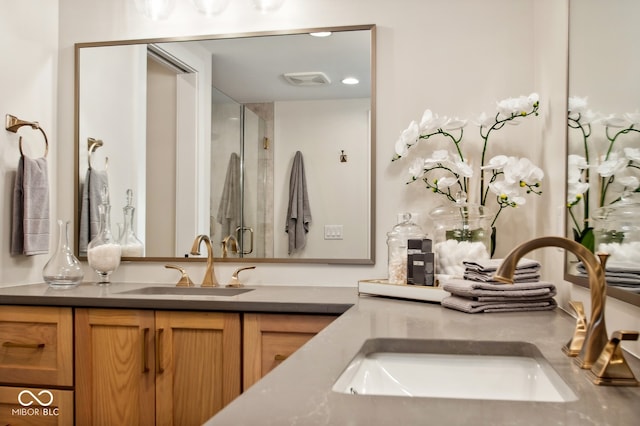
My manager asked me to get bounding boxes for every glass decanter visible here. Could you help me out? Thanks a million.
[43,219,84,289]
[119,189,144,257]
[87,186,121,284]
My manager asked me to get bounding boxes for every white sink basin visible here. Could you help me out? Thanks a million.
[332,339,577,402]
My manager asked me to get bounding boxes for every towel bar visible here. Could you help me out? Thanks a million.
[5,114,49,157]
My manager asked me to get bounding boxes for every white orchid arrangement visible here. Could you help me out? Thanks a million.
[567,96,640,251]
[392,93,543,231]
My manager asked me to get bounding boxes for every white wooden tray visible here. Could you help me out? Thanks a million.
[358,279,450,303]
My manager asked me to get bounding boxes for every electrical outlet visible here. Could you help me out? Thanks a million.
[324,225,343,240]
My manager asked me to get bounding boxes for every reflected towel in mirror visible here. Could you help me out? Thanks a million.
[11,156,50,255]
[286,151,312,254]
[217,152,241,239]
[79,168,109,253]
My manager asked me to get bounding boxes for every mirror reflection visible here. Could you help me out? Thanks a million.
[566,0,640,304]
[75,25,375,264]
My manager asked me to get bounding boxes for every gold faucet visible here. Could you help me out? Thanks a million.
[221,235,238,258]
[190,235,219,287]
[493,236,608,370]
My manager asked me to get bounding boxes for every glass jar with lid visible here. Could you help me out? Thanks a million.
[592,192,640,268]
[429,194,494,277]
[386,212,426,284]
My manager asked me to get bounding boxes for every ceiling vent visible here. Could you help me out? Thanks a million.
[283,72,331,86]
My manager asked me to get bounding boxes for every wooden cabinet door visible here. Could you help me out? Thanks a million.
[0,386,74,426]
[75,308,155,426]
[243,314,336,390]
[0,306,73,387]
[155,311,241,426]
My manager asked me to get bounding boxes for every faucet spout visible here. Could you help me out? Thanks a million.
[190,235,219,287]
[221,235,238,258]
[493,236,608,369]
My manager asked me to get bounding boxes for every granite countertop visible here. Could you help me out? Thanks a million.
[1,282,639,425]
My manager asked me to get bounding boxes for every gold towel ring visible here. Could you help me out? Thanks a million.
[87,138,108,170]
[5,114,49,158]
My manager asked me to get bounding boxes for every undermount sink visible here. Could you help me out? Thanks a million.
[116,286,254,296]
[332,338,577,402]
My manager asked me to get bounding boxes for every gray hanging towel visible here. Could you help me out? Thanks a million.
[11,155,50,255]
[217,152,241,238]
[286,151,312,254]
[79,168,109,253]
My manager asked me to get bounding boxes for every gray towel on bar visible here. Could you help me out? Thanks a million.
[11,156,49,255]
[79,168,109,253]
[442,278,556,300]
[286,151,311,254]
[441,295,557,313]
[217,152,241,238]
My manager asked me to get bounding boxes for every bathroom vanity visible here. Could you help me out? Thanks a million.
[0,283,638,425]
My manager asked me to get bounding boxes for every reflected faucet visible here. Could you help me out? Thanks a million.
[221,235,238,258]
[190,235,219,287]
[493,236,608,370]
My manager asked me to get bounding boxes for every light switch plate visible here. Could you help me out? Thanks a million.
[324,225,343,240]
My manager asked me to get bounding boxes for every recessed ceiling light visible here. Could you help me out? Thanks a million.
[309,32,332,38]
[251,0,285,13]
[341,77,359,85]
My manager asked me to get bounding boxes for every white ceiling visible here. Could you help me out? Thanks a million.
[196,29,372,104]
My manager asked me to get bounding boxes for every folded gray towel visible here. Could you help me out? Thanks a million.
[463,257,541,273]
[441,295,557,313]
[286,151,312,254]
[11,156,49,256]
[79,168,109,253]
[442,278,556,299]
[463,270,541,283]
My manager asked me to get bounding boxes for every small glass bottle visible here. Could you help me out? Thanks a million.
[386,212,426,284]
[43,220,84,289]
[87,186,121,284]
[119,189,144,257]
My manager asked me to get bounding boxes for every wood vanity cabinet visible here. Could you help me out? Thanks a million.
[0,305,74,426]
[243,313,337,390]
[75,308,241,426]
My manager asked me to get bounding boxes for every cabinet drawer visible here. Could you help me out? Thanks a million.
[243,314,336,390]
[0,386,73,426]
[0,306,73,387]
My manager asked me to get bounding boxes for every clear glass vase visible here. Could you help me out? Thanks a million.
[43,220,84,289]
[87,188,121,284]
[429,195,493,277]
[386,212,426,284]
[119,189,144,257]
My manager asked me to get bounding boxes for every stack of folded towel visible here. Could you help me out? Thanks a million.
[462,258,541,283]
[576,263,640,292]
[440,258,556,313]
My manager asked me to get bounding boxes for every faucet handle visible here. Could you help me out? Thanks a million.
[165,264,195,287]
[562,300,587,357]
[588,330,639,386]
[227,266,256,288]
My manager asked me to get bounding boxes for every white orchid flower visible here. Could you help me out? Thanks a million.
[568,154,588,170]
[424,150,451,167]
[435,176,458,189]
[617,175,639,190]
[489,179,526,206]
[419,110,450,133]
[408,157,425,179]
[481,155,510,170]
[624,112,640,125]
[600,114,629,128]
[624,147,640,163]
[452,159,473,178]
[568,96,588,113]
[578,109,602,125]
[498,157,544,185]
[472,112,495,127]
[443,117,467,131]
[597,154,628,177]
[567,180,589,204]
[496,93,538,117]
[527,93,540,108]
[394,120,420,156]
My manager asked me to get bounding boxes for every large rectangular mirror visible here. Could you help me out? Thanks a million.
[565,1,640,306]
[74,25,375,264]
